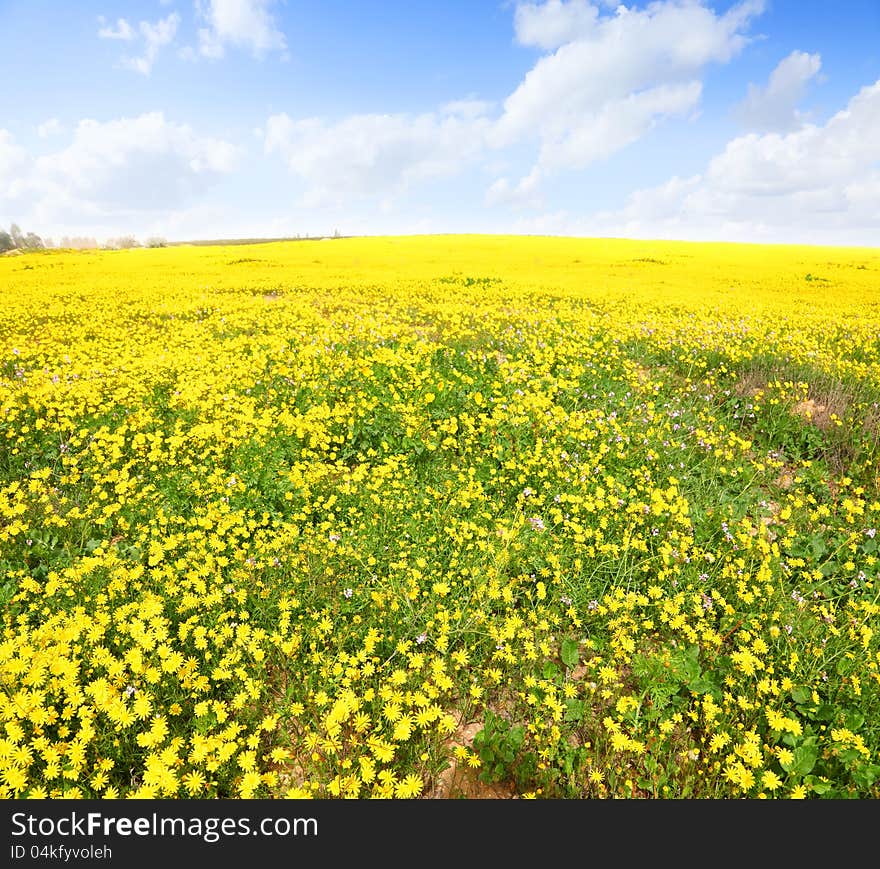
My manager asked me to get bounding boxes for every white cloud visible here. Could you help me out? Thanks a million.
[440,98,496,120]
[491,0,764,193]
[264,105,492,206]
[197,0,286,59]
[1,113,238,235]
[705,81,880,198]
[97,16,135,40]
[735,50,822,132]
[485,169,544,209]
[122,13,181,75]
[37,118,64,139]
[537,79,880,244]
[514,0,600,50]
[535,80,702,172]
[0,130,30,203]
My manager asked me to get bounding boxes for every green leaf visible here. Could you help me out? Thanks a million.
[687,677,718,695]
[564,699,583,723]
[790,686,811,705]
[845,711,865,731]
[681,656,700,682]
[509,725,525,750]
[805,775,832,795]
[815,703,836,722]
[792,744,818,777]
[561,638,579,669]
[543,661,559,681]
[852,765,879,789]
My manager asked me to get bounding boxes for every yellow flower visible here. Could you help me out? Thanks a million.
[182,770,205,796]
[761,770,782,792]
[395,773,423,798]
[238,771,262,798]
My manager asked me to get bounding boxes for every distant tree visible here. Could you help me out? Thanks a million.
[145,236,167,248]
[60,236,98,250]
[103,235,141,250]
[1,223,47,250]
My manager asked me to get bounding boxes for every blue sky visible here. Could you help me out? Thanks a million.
[1,0,878,245]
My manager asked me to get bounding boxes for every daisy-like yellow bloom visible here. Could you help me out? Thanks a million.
[394,773,424,798]
[181,770,206,796]
[761,770,783,792]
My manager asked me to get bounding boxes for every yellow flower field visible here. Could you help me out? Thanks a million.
[1,234,879,799]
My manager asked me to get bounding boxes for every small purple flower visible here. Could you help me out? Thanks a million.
[701,594,714,611]
[416,633,427,645]
[343,588,353,599]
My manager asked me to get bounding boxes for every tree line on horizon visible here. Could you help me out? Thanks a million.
[0,223,168,253]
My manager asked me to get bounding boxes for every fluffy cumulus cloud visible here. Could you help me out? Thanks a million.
[123,13,181,75]
[0,113,238,233]
[97,16,135,41]
[197,0,287,59]
[98,12,180,74]
[530,79,880,244]
[493,0,764,187]
[485,170,544,209]
[513,0,603,50]
[36,119,64,139]
[735,50,822,132]
[264,105,493,206]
